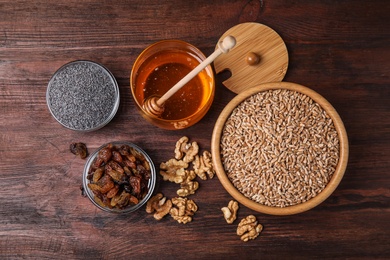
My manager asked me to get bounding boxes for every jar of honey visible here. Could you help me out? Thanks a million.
[130,40,215,130]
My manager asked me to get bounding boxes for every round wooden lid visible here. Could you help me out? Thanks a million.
[214,23,289,94]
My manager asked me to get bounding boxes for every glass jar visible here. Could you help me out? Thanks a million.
[130,40,215,130]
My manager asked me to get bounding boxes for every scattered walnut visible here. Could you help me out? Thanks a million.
[182,169,196,183]
[177,180,199,197]
[170,197,198,224]
[146,193,162,213]
[221,200,239,224]
[175,169,198,197]
[70,142,88,159]
[159,159,189,183]
[193,151,215,180]
[174,136,199,163]
[146,193,172,220]
[153,136,215,223]
[237,215,263,242]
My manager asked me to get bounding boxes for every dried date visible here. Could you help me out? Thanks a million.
[70,142,88,159]
[112,151,123,163]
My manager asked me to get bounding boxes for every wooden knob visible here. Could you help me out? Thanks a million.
[218,36,236,53]
[246,52,260,66]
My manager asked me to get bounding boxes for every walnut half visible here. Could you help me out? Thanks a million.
[193,151,215,180]
[146,193,172,220]
[170,197,198,224]
[174,136,199,163]
[177,180,199,197]
[237,215,263,242]
[176,170,198,197]
[221,200,239,224]
[159,159,189,183]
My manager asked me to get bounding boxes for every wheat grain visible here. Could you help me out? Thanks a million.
[220,89,340,207]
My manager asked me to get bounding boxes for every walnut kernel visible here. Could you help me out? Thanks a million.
[237,215,263,242]
[177,181,199,197]
[221,200,239,224]
[170,197,198,224]
[146,193,172,220]
[174,136,199,163]
[193,151,215,180]
[159,159,188,183]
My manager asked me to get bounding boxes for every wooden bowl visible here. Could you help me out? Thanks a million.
[211,82,349,215]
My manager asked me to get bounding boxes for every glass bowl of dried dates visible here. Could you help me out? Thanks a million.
[82,141,156,213]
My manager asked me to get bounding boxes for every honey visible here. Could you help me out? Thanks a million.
[131,40,215,129]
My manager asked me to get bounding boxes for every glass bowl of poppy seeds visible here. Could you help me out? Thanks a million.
[46,60,119,132]
[83,141,156,213]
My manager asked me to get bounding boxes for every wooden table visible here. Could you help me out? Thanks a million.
[1,1,389,259]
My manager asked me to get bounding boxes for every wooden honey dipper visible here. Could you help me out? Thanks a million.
[143,36,236,118]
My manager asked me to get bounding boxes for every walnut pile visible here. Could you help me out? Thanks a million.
[146,136,215,224]
[159,136,215,198]
[145,136,266,238]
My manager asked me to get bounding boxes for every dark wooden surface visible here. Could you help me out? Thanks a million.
[1,0,389,259]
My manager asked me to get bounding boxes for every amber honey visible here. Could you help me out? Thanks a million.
[131,40,215,130]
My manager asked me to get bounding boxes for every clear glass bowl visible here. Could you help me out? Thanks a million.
[46,60,119,132]
[82,141,156,213]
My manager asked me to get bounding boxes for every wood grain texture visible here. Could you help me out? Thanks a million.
[1,0,389,259]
